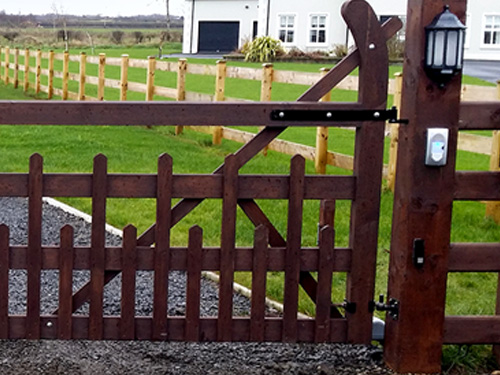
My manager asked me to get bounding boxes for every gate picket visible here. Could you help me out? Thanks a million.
[58,225,74,339]
[120,225,137,340]
[283,155,305,342]
[27,153,43,339]
[0,224,9,339]
[315,225,335,343]
[218,154,238,341]
[153,154,172,340]
[250,225,268,342]
[89,154,107,340]
[186,225,202,342]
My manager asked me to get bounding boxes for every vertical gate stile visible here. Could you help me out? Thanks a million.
[120,225,137,340]
[283,155,305,342]
[250,225,268,342]
[217,154,238,342]
[342,0,389,344]
[185,225,202,342]
[0,224,9,339]
[58,225,74,340]
[27,153,43,340]
[153,153,172,340]
[315,226,335,343]
[89,154,107,340]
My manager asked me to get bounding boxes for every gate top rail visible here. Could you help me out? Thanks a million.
[0,101,395,128]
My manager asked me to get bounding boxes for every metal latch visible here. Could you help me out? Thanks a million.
[370,294,399,321]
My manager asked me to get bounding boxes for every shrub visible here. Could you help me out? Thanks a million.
[111,30,125,44]
[133,31,144,44]
[243,36,284,62]
[2,32,18,42]
[387,36,405,60]
[332,44,348,58]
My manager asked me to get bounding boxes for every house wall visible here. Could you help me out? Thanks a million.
[182,0,258,54]
[463,0,500,61]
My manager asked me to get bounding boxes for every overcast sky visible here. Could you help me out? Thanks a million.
[1,0,184,17]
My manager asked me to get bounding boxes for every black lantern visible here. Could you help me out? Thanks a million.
[424,5,466,87]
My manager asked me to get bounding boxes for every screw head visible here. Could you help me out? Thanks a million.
[369,43,376,50]
[46,321,53,328]
[373,112,381,118]
[326,112,332,118]
[279,112,285,118]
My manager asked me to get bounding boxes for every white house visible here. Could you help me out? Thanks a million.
[182,0,500,61]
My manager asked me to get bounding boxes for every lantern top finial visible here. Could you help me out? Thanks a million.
[425,5,466,31]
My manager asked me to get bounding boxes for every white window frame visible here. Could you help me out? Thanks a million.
[307,13,328,46]
[481,13,500,49]
[277,14,297,45]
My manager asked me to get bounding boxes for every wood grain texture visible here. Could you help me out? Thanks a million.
[58,225,74,340]
[0,225,9,339]
[185,226,202,342]
[315,226,334,343]
[250,225,268,342]
[120,225,137,340]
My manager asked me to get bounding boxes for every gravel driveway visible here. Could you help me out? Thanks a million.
[0,197,393,375]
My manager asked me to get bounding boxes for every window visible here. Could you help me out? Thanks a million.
[483,15,500,46]
[309,14,327,44]
[278,15,295,44]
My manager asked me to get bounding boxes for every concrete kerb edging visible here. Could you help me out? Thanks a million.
[43,197,309,320]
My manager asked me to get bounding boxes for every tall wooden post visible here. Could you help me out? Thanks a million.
[120,54,129,101]
[48,51,54,99]
[387,72,403,192]
[259,63,273,155]
[98,53,106,101]
[78,52,87,101]
[62,51,69,100]
[384,1,467,373]
[315,68,331,174]
[485,80,500,222]
[13,48,19,89]
[146,56,156,102]
[4,47,9,85]
[35,49,42,94]
[175,58,187,135]
[23,49,30,92]
[212,60,226,145]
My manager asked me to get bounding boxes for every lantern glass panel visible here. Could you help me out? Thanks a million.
[457,30,464,68]
[446,30,458,67]
[426,32,434,66]
[434,31,446,67]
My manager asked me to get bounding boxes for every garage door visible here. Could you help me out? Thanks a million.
[198,21,240,53]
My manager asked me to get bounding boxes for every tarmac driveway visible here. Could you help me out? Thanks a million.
[463,60,500,83]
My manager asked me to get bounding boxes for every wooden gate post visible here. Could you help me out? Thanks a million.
[78,52,87,101]
[120,54,129,101]
[387,72,403,192]
[48,51,55,99]
[384,1,467,373]
[485,80,500,222]
[97,53,106,101]
[23,49,30,92]
[175,58,187,135]
[4,46,9,85]
[13,48,19,89]
[212,60,226,145]
[315,68,331,174]
[35,49,42,95]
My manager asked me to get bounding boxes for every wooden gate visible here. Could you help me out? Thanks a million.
[0,0,402,343]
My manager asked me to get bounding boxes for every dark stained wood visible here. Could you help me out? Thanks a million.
[454,171,500,200]
[283,155,305,342]
[153,154,172,340]
[7,316,348,342]
[0,225,9,339]
[449,243,500,272]
[218,154,238,341]
[459,103,500,130]
[342,0,388,344]
[0,101,367,127]
[384,0,467,372]
[250,225,268,342]
[238,200,286,247]
[27,153,43,340]
[185,225,202,342]
[319,200,336,228]
[444,316,500,344]
[58,225,74,340]
[9,245,352,272]
[315,226,334,343]
[120,225,137,340]
[89,154,107,340]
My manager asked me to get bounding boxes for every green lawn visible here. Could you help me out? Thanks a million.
[0,53,499,373]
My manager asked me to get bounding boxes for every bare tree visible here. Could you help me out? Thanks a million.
[51,2,68,50]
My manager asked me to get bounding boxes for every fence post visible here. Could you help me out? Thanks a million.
[35,49,42,94]
[212,60,226,145]
[98,53,106,101]
[23,49,30,92]
[384,0,466,373]
[175,58,187,135]
[387,72,403,192]
[62,51,69,100]
[146,56,156,102]
[48,51,54,99]
[315,68,331,174]
[13,48,19,89]
[485,80,500,223]
[120,54,129,101]
[260,63,274,155]
[78,52,87,101]
[4,46,9,85]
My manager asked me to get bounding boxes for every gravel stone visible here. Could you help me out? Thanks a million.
[0,197,394,374]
